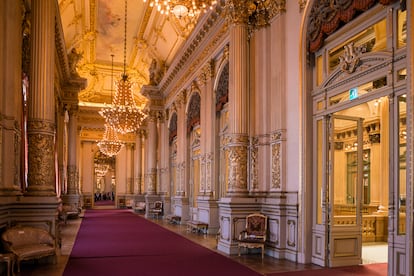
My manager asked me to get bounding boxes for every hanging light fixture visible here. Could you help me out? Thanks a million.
[98,55,124,157]
[98,124,124,157]
[144,0,217,19]
[100,0,147,134]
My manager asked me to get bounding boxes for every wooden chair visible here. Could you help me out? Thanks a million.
[149,201,163,218]
[237,213,267,259]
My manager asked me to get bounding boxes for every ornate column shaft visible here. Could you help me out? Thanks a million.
[126,143,134,194]
[67,107,79,194]
[0,0,23,195]
[135,131,144,194]
[225,1,250,195]
[158,112,169,195]
[26,0,56,196]
[145,111,158,194]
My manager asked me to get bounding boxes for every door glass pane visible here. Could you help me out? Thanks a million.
[316,119,323,224]
[332,118,357,225]
[397,9,407,49]
[398,94,406,235]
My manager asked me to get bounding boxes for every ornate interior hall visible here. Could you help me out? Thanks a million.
[0,0,413,275]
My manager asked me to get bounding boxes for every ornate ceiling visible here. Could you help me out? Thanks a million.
[58,0,198,107]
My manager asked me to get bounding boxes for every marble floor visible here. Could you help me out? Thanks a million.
[14,209,387,276]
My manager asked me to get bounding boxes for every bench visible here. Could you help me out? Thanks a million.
[186,221,208,235]
[165,215,181,225]
[1,226,57,272]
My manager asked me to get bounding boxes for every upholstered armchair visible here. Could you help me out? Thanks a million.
[237,213,267,259]
[149,201,163,218]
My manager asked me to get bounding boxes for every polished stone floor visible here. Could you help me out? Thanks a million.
[14,209,386,276]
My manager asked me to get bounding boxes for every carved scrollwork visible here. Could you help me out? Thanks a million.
[227,145,248,192]
[271,143,281,189]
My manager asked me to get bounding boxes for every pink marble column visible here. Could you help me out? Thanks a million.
[26,0,56,196]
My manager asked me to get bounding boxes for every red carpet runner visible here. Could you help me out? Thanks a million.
[63,209,260,276]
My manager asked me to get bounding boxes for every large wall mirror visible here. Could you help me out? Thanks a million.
[94,151,116,203]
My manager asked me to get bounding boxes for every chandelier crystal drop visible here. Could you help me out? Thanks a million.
[144,0,218,18]
[97,124,124,157]
[99,74,147,134]
[99,0,147,134]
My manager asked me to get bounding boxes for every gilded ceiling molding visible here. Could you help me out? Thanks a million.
[167,23,228,105]
[161,3,225,98]
[307,0,399,53]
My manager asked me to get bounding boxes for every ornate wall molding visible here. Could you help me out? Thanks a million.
[307,0,398,53]
[26,120,56,195]
[270,129,286,190]
[225,133,248,194]
[249,136,259,191]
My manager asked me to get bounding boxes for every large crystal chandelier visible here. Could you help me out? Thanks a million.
[144,0,218,18]
[100,0,147,134]
[97,124,124,157]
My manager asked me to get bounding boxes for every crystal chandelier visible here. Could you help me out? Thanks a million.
[95,163,109,177]
[100,0,147,134]
[97,124,124,157]
[144,0,218,18]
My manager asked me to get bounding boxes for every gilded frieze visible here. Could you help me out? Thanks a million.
[228,145,248,192]
[249,136,259,191]
[206,152,213,192]
[271,143,281,189]
[27,132,56,194]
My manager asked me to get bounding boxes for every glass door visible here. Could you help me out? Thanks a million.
[328,114,363,267]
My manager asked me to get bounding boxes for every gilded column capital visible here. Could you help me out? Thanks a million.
[224,0,251,25]
[175,89,187,109]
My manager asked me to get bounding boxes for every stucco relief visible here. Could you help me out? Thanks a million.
[271,130,285,190]
[271,143,281,190]
[249,136,259,191]
[146,168,157,193]
[227,145,248,192]
[27,133,55,194]
[67,165,79,194]
[206,152,213,192]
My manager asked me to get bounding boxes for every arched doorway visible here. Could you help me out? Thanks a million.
[302,0,408,273]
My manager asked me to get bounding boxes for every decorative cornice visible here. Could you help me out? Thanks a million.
[160,3,226,99]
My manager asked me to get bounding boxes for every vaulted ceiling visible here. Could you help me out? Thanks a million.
[58,0,199,107]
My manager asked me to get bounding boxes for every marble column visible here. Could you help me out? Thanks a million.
[134,131,144,194]
[225,1,250,196]
[26,0,56,196]
[0,0,23,195]
[145,111,158,194]
[200,60,215,196]
[126,143,134,194]
[67,107,79,195]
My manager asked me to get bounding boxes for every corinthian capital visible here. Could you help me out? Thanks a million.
[224,0,251,25]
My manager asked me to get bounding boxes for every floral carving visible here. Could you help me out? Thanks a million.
[272,143,281,189]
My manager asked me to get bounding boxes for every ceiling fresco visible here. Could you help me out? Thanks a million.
[58,0,198,107]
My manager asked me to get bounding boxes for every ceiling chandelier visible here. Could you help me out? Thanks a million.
[95,163,109,177]
[97,124,124,157]
[144,0,218,19]
[100,0,147,134]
